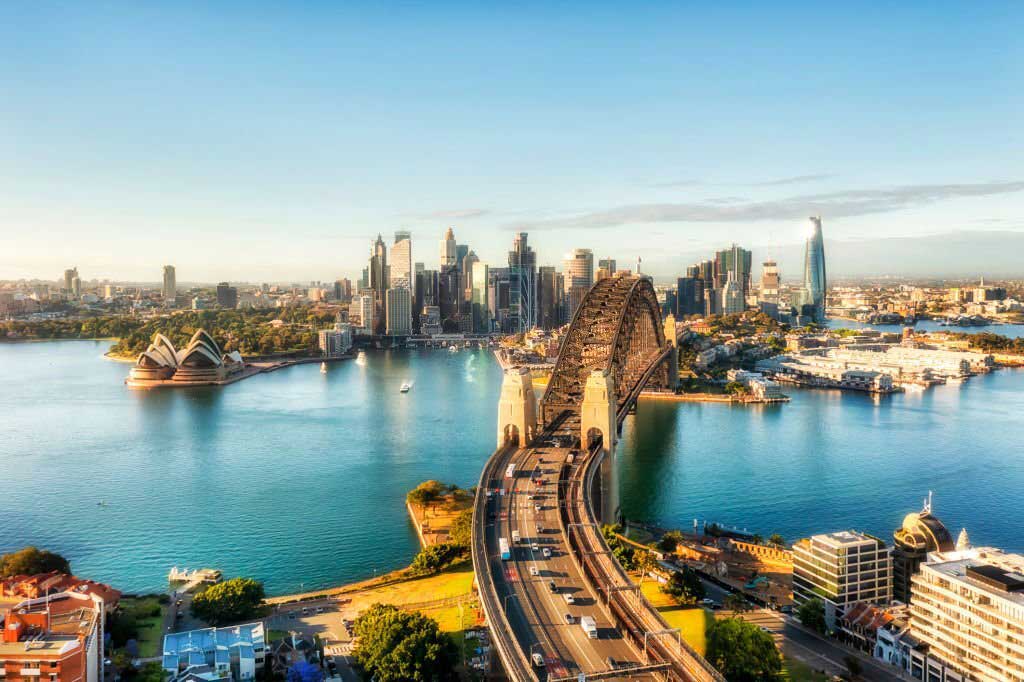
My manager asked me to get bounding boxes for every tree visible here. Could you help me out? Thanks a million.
[190,577,266,625]
[447,509,473,549]
[658,530,683,553]
[407,480,445,512]
[725,593,753,613]
[843,654,863,680]
[662,567,706,605]
[635,550,659,586]
[0,547,70,577]
[136,662,167,682]
[705,617,782,682]
[352,603,458,681]
[724,381,748,395]
[797,597,827,634]
[409,543,461,576]
[767,534,786,548]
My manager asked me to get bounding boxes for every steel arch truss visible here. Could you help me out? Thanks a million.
[541,275,670,428]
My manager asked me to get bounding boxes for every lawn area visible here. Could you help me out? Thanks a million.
[351,560,475,608]
[782,657,831,682]
[637,579,712,656]
[113,596,167,658]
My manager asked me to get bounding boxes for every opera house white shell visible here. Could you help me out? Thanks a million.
[128,329,244,383]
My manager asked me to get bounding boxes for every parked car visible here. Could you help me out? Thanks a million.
[531,652,545,667]
[542,547,552,558]
[564,613,574,624]
[529,565,539,576]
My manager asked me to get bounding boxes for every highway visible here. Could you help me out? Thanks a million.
[482,443,656,680]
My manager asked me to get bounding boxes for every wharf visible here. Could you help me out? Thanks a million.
[125,354,353,389]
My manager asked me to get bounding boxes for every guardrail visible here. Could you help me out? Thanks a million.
[559,445,725,682]
[471,444,539,682]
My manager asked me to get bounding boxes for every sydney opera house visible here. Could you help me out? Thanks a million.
[128,329,244,384]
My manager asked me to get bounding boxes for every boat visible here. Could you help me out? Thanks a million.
[320,362,327,374]
[448,345,459,353]
[400,382,411,393]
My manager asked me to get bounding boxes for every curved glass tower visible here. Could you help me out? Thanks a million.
[803,216,827,322]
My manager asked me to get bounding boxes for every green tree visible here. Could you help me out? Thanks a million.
[843,654,863,680]
[705,617,782,682]
[662,567,706,605]
[447,509,473,549]
[658,530,683,553]
[0,546,70,577]
[407,480,445,511]
[352,603,458,682]
[635,550,659,586]
[724,381,748,395]
[797,597,827,634]
[725,593,753,613]
[190,577,266,626]
[409,543,461,576]
[767,534,786,548]
[136,662,168,682]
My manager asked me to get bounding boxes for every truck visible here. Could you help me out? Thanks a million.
[499,538,511,561]
[511,530,521,543]
[580,615,597,639]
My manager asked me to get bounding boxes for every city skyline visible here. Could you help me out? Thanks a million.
[2,3,1022,281]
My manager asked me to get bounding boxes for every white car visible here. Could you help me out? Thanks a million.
[531,543,540,552]
[531,652,545,667]
[529,565,539,576]
[542,547,552,558]
[535,504,542,512]
[563,593,575,605]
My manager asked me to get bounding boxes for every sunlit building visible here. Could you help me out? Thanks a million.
[128,330,243,383]
[892,494,955,603]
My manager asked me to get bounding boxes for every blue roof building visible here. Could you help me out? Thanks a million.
[161,622,266,682]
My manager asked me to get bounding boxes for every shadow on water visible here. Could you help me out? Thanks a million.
[617,399,680,523]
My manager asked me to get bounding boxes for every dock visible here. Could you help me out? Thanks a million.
[168,567,222,592]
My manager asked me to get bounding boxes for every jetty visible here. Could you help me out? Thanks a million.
[167,567,222,591]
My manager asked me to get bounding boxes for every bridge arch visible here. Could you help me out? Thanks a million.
[541,275,670,428]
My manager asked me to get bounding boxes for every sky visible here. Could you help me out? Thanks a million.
[1,1,1022,282]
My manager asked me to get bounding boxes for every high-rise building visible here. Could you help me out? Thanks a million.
[63,267,77,295]
[760,259,779,303]
[802,216,827,322]
[721,272,745,314]
[216,282,238,309]
[793,531,892,628]
[386,287,412,336]
[596,257,617,281]
[910,548,1024,682]
[676,277,703,317]
[892,494,955,604]
[537,266,563,330]
[390,231,412,289]
[461,251,479,302]
[471,261,490,332]
[162,265,177,303]
[714,244,752,300]
[369,234,389,334]
[318,316,353,357]
[507,232,537,333]
[349,294,375,335]
[439,227,457,269]
[563,248,594,321]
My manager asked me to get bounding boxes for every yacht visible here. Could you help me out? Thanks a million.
[400,382,412,393]
[448,345,459,354]
[320,362,327,374]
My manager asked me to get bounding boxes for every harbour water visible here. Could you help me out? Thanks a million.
[1,339,1021,595]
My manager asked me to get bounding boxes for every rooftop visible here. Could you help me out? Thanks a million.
[163,622,265,657]
[923,549,1024,606]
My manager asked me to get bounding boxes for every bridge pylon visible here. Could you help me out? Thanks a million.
[664,313,680,390]
[581,370,620,523]
[496,367,537,448]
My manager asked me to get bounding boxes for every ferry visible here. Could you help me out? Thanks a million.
[320,362,327,374]
[400,382,411,393]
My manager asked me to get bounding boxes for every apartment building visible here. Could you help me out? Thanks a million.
[910,548,1024,682]
[793,531,893,629]
[0,591,106,682]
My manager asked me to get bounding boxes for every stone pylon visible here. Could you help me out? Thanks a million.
[496,367,537,448]
[663,312,680,390]
[581,370,619,523]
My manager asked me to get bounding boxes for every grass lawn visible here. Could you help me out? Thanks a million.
[637,580,712,656]
[782,657,831,682]
[116,596,166,658]
[353,561,475,608]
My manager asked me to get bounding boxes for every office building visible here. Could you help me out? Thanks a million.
[563,248,594,321]
[349,294,375,335]
[461,250,479,302]
[507,232,537,333]
[63,267,77,295]
[537,266,563,330]
[390,231,412,289]
[163,265,177,303]
[793,531,893,628]
[675,277,703,317]
[801,216,828,322]
[367,234,389,334]
[439,227,457,269]
[892,495,955,604]
[471,261,490,332]
[714,244,752,298]
[721,272,745,314]
[318,316,353,357]
[760,259,779,303]
[216,282,238,309]
[910,548,1024,682]
[386,286,412,336]
[162,622,266,682]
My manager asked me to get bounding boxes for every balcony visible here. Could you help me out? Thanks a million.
[20,670,41,677]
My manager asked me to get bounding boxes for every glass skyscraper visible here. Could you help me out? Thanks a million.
[802,216,827,322]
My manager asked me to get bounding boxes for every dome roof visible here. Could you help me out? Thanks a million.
[895,511,955,552]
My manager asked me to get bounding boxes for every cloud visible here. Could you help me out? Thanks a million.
[751,173,835,186]
[647,179,703,189]
[509,181,1024,231]
[422,208,490,220]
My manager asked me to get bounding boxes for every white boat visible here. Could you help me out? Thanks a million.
[320,362,328,374]
[448,345,459,353]
[400,382,411,393]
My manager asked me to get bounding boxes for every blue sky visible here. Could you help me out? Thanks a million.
[1,2,1021,282]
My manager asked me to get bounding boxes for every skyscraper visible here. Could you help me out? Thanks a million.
[369,234,389,334]
[439,227,457,269]
[63,267,77,295]
[471,261,489,332]
[386,286,412,336]
[760,259,779,303]
[390,231,412,289]
[563,248,594,321]
[714,244,752,300]
[461,251,479,302]
[537,266,563,330]
[216,282,238,309]
[802,216,827,322]
[162,265,176,303]
[507,232,537,333]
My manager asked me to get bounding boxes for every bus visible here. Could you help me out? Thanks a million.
[499,538,511,560]
[505,463,515,478]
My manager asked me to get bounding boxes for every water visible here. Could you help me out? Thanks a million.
[2,340,1022,595]
[827,318,1024,338]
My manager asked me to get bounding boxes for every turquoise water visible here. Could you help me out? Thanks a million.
[827,318,1024,338]
[1,340,1021,595]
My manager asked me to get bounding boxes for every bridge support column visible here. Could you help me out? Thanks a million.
[664,313,680,390]
[581,370,620,524]
[496,368,537,448]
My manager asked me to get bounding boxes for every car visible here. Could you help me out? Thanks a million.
[316,606,324,614]
[605,657,616,669]
[288,611,296,619]
[531,543,540,552]
[564,613,574,624]
[563,593,575,605]
[301,607,309,615]
[760,626,772,633]
[526,494,533,500]
[529,565,539,576]
[548,581,557,593]
[701,598,716,607]
[780,605,793,614]
[535,504,542,512]
[542,547,552,558]
[531,652,545,667]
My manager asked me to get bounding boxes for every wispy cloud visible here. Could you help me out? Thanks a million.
[508,181,1024,231]
[647,179,703,189]
[422,208,490,220]
[751,173,835,186]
